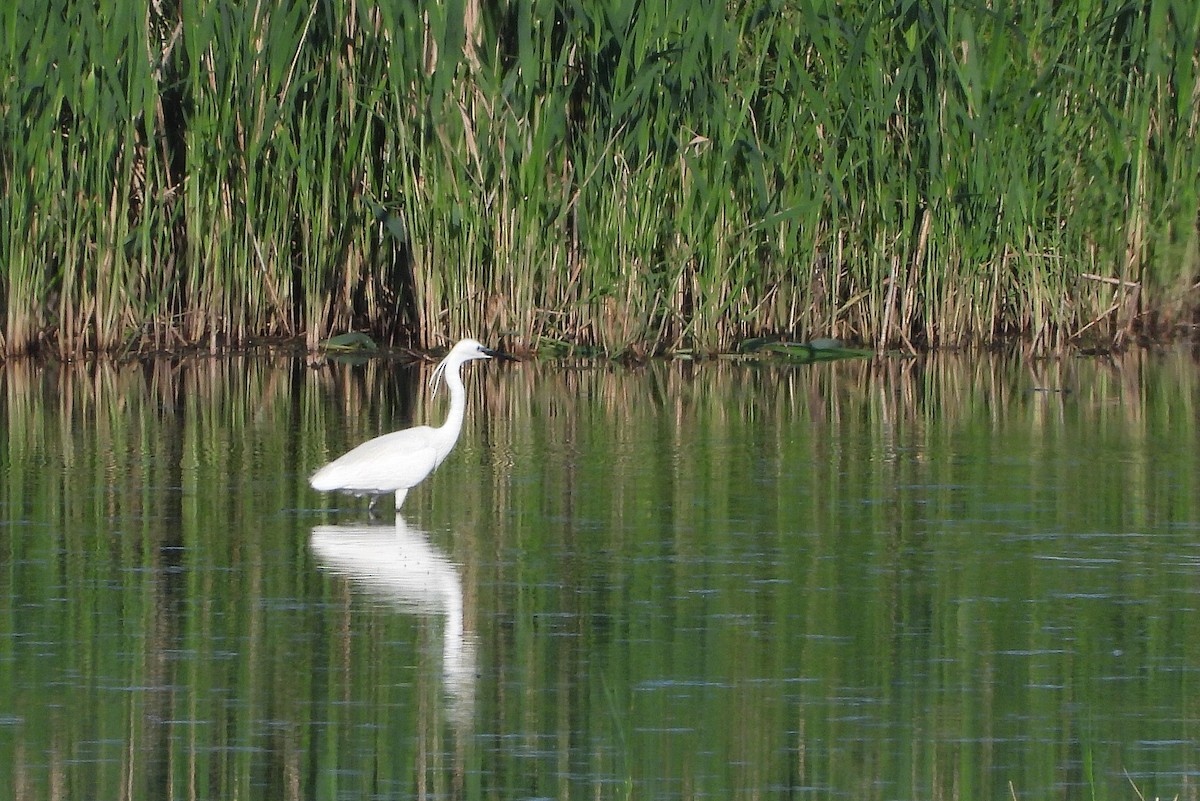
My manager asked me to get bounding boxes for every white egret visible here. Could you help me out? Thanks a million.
[310,338,509,509]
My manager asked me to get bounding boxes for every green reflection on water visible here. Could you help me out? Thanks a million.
[1,353,1198,800]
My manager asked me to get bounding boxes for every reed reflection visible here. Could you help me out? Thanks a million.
[309,516,476,727]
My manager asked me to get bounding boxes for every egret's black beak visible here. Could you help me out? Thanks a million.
[482,346,518,361]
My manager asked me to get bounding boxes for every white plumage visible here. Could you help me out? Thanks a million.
[310,338,505,509]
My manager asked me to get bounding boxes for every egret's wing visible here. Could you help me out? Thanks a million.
[311,426,440,494]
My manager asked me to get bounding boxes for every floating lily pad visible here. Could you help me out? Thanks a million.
[321,332,378,352]
[738,338,872,362]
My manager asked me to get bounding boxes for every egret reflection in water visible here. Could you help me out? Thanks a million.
[309,516,476,725]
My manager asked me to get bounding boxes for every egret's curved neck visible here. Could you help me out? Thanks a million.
[436,360,468,443]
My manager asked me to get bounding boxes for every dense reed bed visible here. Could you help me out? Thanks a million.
[2,0,1198,357]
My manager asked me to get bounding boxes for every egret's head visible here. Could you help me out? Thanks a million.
[451,338,495,362]
[429,338,513,396]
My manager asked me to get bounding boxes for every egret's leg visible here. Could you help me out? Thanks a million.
[394,488,408,508]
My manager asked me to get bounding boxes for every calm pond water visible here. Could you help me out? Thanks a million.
[2,350,1199,800]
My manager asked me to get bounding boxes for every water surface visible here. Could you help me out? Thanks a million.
[2,351,1199,799]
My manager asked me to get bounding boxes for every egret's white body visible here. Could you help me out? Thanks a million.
[310,338,503,508]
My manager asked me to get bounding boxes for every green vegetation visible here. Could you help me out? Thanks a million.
[2,0,1198,357]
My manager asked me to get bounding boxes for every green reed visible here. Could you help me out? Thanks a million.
[1,0,1197,357]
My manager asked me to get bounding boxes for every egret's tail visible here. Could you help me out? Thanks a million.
[309,464,339,491]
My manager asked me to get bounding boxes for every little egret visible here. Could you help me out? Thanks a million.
[310,338,510,509]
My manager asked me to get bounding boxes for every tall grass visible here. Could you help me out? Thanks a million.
[1,0,1197,357]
